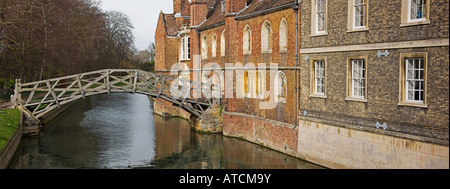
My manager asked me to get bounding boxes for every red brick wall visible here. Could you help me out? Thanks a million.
[223,112,299,156]
[155,12,167,71]
[225,8,299,125]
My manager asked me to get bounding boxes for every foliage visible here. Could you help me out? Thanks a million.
[0,0,138,85]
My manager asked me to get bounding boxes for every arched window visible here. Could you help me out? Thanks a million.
[261,21,272,52]
[256,71,263,97]
[275,71,287,102]
[279,19,288,52]
[201,35,208,59]
[243,71,249,96]
[243,25,252,54]
[221,30,226,57]
[212,35,217,58]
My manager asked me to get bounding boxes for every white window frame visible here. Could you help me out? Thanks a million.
[221,30,226,57]
[353,0,367,29]
[201,35,208,59]
[212,34,217,58]
[221,1,226,13]
[315,0,327,34]
[351,59,365,99]
[314,60,325,95]
[275,71,287,103]
[408,0,427,23]
[405,58,425,103]
[180,35,190,61]
[261,21,272,53]
[279,18,288,52]
[243,25,252,55]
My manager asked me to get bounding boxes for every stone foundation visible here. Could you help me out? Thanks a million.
[152,98,191,120]
[190,105,223,133]
[222,111,449,169]
[297,119,449,169]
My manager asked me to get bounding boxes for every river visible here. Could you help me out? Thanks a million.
[9,93,324,169]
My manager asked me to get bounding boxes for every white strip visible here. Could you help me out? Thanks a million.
[300,38,449,54]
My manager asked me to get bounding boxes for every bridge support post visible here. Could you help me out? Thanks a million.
[189,104,223,134]
[17,107,41,137]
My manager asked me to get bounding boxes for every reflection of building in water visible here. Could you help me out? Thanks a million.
[152,113,323,169]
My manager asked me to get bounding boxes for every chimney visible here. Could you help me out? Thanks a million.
[228,0,248,14]
[173,0,182,14]
[190,0,207,27]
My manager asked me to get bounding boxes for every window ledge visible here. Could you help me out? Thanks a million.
[243,52,251,55]
[262,50,272,54]
[310,32,328,37]
[345,97,367,103]
[310,94,327,99]
[400,20,430,27]
[280,49,288,53]
[347,27,369,33]
[398,102,428,108]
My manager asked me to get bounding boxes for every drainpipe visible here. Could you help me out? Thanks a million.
[292,0,300,129]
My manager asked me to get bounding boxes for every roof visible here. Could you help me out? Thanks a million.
[162,0,297,35]
[163,14,179,36]
[198,0,296,31]
[197,0,225,31]
[236,0,296,19]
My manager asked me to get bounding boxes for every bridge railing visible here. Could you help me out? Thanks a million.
[13,69,219,120]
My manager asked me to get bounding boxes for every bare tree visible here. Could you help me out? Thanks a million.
[0,0,138,87]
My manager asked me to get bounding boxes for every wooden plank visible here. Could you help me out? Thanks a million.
[76,75,85,99]
[133,70,138,94]
[26,83,39,105]
[106,70,111,94]
[156,77,167,99]
[46,81,60,108]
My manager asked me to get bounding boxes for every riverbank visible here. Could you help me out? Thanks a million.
[0,109,20,151]
[0,109,21,169]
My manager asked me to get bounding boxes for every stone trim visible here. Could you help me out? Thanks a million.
[300,38,449,54]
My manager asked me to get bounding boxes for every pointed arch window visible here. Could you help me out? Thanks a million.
[243,25,252,54]
[221,30,226,57]
[201,35,208,59]
[212,35,217,58]
[256,71,263,98]
[279,19,288,52]
[261,21,272,53]
[243,71,250,96]
[275,71,287,103]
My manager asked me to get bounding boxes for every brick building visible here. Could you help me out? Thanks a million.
[155,0,449,168]
[298,0,449,168]
[155,0,302,155]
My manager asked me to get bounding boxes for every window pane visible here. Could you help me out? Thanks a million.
[408,90,414,100]
[405,58,425,102]
[411,0,426,19]
[351,60,365,98]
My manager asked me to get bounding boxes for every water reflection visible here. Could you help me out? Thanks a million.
[9,93,324,169]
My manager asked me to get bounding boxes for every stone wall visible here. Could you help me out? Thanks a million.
[299,0,449,141]
[297,119,449,169]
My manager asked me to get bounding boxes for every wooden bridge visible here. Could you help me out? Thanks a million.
[12,69,218,121]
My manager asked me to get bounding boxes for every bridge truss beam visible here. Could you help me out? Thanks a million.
[13,69,218,120]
